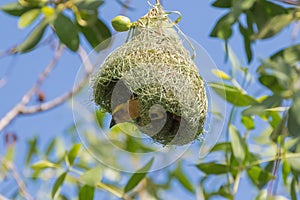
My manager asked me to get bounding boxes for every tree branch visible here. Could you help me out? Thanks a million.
[0,47,64,132]
[0,32,109,131]
[20,74,89,114]
[20,46,93,114]
[1,158,33,200]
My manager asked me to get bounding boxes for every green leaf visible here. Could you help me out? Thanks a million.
[212,0,231,8]
[1,2,32,16]
[287,155,300,172]
[259,75,285,93]
[79,18,111,51]
[250,1,287,32]
[229,125,246,163]
[124,158,154,193]
[196,162,229,175]
[57,194,68,200]
[210,13,234,40]
[255,190,267,200]
[247,166,273,189]
[272,44,300,64]
[124,135,155,153]
[95,110,105,128]
[242,95,283,116]
[18,9,41,28]
[234,0,255,10]
[74,0,104,10]
[16,19,48,53]
[26,136,38,165]
[211,142,231,152]
[282,160,291,185]
[79,185,95,200]
[288,95,300,137]
[218,184,233,199]
[173,164,194,193]
[4,145,15,163]
[53,13,79,51]
[239,22,253,63]
[31,160,58,170]
[67,143,81,166]
[80,166,102,187]
[52,172,67,199]
[241,116,255,130]
[254,13,294,39]
[270,113,288,142]
[290,178,297,200]
[46,138,56,157]
[259,44,300,68]
[209,82,257,106]
[229,154,240,178]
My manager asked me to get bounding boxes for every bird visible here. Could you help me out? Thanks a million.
[109,98,186,144]
[110,98,141,128]
[109,98,168,129]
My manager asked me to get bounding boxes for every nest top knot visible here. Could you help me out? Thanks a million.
[135,3,165,27]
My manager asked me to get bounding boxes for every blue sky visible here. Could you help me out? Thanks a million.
[0,0,297,199]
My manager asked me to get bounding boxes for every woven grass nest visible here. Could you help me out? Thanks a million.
[92,4,207,145]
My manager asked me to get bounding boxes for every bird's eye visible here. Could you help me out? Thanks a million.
[150,113,159,119]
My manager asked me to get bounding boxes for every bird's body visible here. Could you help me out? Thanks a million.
[110,98,141,127]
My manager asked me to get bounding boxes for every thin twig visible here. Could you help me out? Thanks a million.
[77,46,93,74]
[1,45,94,119]
[0,47,63,132]
[267,144,281,198]
[249,152,300,166]
[276,0,300,5]
[20,76,89,114]
[21,46,94,114]
[1,158,33,200]
[0,54,19,89]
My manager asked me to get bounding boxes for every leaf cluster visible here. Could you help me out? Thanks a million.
[1,0,111,53]
[211,0,300,62]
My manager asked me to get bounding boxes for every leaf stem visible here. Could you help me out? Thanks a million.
[249,152,300,167]
[96,182,128,199]
[233,171,241,196]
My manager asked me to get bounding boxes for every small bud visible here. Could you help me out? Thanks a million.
[37,91,45,102]
[111,15,131,32]
[41,6,55,18]
[4,132,17,146]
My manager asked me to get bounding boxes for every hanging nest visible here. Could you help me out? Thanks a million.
[92,4,207,145]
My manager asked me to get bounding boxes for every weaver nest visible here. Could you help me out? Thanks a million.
[92,4,207,145]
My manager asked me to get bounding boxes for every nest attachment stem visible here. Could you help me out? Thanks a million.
[155,0,160,4]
